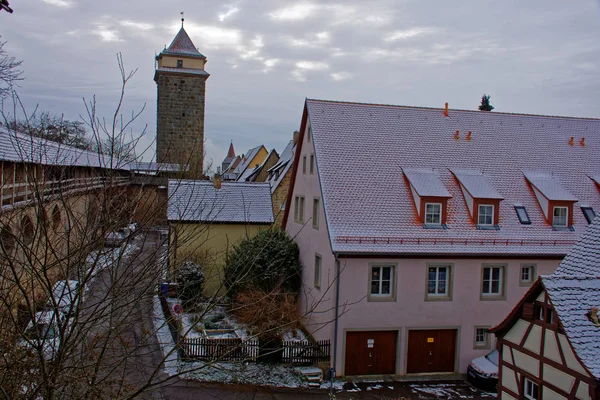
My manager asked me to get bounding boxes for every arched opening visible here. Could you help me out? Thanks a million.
[38,207,49,228]
[52,205,61,231]
[21,216,34,245]
[0,226,16,256]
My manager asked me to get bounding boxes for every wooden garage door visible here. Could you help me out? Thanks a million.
[407,329,457,373]
[345,331,397,375]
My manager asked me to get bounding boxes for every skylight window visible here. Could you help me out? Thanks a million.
[582,207,596,224]
[514,205,531,225]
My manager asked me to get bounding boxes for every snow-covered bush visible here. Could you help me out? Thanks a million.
[174,260,205,308]
[224,229,301,299]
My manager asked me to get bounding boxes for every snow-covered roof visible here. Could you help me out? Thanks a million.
[168,180,273,224]
[451,170,504,200]
[402,168,452,198]
[589,176,600,188]
[0,126,129,170]
[303,99,600,256]
[523,172,578,202]
[555,213,600,275]
[267,139,295,192]
[233,145,265,181]
[154,67,209,77]
[542,275,600,379]
[160,27,206,59]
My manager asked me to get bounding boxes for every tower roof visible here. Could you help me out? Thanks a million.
[162,27,206,59]
[227,142,235,158]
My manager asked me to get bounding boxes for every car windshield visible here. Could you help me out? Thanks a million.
[485,350,499,366]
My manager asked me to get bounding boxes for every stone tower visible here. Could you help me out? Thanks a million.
[154,22,209,177]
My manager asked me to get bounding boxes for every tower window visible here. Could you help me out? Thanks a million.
[177,60,183,68]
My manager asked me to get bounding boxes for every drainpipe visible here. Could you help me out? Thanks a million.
[330,254,341,397]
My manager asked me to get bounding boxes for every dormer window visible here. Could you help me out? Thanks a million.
[478,205,494,226]
[402,168,452,229]
[425,203,442,225]
[581,206,596,224]
[177,59,183,68]
[552,206,568,228]
[514,205,531,224]
[451,170,503,229]
[524,172,577,230]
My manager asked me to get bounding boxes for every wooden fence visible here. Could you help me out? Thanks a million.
[181,337,331,365]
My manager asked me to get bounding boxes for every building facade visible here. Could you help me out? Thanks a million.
[284,99,600,376]
[155,23,209,177]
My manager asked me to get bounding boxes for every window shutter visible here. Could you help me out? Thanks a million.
[522,303,534,320]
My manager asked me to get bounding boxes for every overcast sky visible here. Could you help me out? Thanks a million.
[2,0,600,169]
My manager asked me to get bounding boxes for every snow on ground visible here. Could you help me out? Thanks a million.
[180,361,306,388]
[282,328,307,342]
[410,383,496,398]
[152,295,178,376]
[319,380,345,390]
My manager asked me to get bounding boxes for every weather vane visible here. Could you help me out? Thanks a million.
[181,11,184,27]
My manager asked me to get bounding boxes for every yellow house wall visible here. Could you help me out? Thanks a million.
[170,222,268,296]
[254,152,279,182]
[158,55,206,70]
[245,147,269,174]
[272,168,292,227]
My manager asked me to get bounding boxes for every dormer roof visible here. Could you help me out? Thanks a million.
[451,169,503,200]
[524,172,577,202]
[161,27,206,59]
[402,168,452,198]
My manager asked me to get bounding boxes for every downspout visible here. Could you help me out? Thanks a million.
[330,253,341,397]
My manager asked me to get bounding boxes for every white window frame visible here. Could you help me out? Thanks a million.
[294,196,305,223]
[478,204,494,226]
[474,327,490,349]
[312,198,320,229]
[553,206,568,227]
[369,265,394,300]
[314,254,321,289]
[427,266,449,297]
[481,265,504,298]
[524,377,539,400]
[424,202,442,225]
[520,265,536,285]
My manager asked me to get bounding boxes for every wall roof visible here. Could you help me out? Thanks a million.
[304,99,600,256]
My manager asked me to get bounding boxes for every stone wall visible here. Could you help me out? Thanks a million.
[156,72,207,178]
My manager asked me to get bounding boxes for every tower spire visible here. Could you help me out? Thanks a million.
[180,11,184,28]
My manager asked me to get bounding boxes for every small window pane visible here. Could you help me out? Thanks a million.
[478,205,494,225]
[381,281,391,295]
[425,203,442,225]
[582,207,596,224]
[515,205,531,224]
[382,267,391,280]
[371,280,379,294]
[553,207,568,227]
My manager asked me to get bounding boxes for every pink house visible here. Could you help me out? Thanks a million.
[283,99,600,377]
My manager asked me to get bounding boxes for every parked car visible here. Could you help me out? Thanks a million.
[467,349,498,391]
[48,280,83,315]
[20,310,66,360]
[104,231,123,247]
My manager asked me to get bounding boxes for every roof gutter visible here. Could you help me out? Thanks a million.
[329,253,342,395]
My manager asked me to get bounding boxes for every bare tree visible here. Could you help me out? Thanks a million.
[0,54,344,400]
[0,37,22,99]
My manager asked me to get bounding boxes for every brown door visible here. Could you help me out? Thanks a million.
[406,329,457,373]
[345,331,397,375]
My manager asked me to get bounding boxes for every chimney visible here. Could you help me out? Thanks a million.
[444,102,449,117]
[580,137,586,147]
[466,131,472,141]
[293,130,300,144]
[569,137,574,146]
[454,130,460,140]
[213,173,222,189]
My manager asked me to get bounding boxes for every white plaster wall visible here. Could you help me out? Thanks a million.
[576,381,591,400]
[502,365,518,394]
[504,319,530,344]
[512,349,540,377]
[532,186,549,218]
[523,324,542,353]
[543,386,563,400]
[543,364,575,395]
[543,329,561,364]
[410,185,421,217]
[559,334,588,375]
[460,185,474,216]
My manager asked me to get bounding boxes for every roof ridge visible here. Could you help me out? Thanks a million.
[306,98,600,121]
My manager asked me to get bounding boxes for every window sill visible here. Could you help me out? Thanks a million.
[480,294,506,301]
[552,226,575,232]
[425,294,452,302]
[476,224,500,231]
[423,223,447,230]
[473,344,491,350]
[367,295,396,303]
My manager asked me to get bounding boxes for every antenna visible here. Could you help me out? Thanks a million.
[180,11,184,28]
